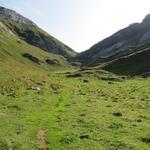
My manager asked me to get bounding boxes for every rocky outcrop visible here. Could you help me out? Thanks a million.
[0,6,35,25]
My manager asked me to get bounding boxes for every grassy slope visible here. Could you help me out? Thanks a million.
[102,47,150,76]
[0,66,150,149]
[0,17,77,58]
[0,23,74,71]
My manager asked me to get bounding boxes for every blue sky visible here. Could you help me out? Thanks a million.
[0,0,150,52]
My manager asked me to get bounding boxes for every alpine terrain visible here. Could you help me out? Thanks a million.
[0,6,150,150]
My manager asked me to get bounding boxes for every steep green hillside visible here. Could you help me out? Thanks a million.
[0,6,77,59]
[0,21,74,74]
[103,45,150,76]
[0,17,76,59]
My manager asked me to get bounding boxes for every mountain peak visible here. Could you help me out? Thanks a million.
[142,14,150,23]
[0,6,35,25]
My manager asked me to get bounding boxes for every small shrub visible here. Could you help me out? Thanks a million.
[60,134,76,144]
[141,137,150,143]
[108,123,123,129]
[0,141,7,150]
[113,112,123,117]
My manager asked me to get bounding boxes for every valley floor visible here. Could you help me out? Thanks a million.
[0,70,150,150]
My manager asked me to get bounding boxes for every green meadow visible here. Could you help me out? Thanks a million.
[0,63,150,149]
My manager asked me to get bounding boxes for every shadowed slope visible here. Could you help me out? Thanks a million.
[0,6,77,59]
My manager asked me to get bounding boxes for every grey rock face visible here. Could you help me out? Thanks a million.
[0,6,35,25]
[140,31,150,43]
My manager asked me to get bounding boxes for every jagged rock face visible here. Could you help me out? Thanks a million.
[0,6,35,25]
[77,14,150,65]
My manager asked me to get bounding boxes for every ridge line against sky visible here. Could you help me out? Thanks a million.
[0,0,150,52]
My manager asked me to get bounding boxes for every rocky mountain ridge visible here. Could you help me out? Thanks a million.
[77,14,150,66]
[0,6,35,25]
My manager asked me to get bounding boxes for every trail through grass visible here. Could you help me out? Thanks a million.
[0,70,150,149]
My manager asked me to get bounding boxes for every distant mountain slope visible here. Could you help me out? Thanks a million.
[0,20,73,74]
[102,42,150,76]
[0,6,77,58]
[77,14,150,66]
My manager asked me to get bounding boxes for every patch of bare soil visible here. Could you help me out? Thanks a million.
[7,141,13,150]
[0,112,6,117]
[37,130,49,149]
